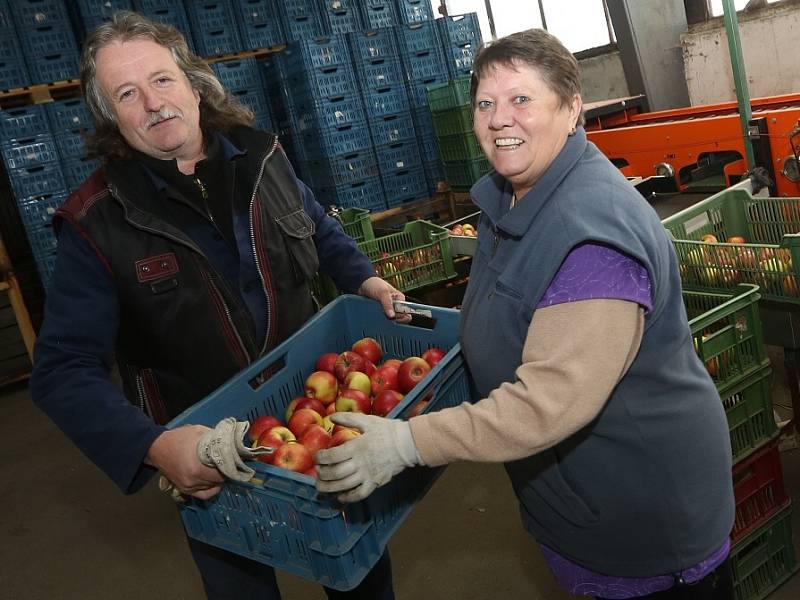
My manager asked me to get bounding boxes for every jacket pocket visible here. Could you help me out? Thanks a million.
[274,209,319,282]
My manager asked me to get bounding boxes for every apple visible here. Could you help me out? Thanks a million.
[363,359,377,377]
[335,388,372,413]
[700,233,718,243]
[298,424,332,457]
[421,347,446,369]
[287,407,323,437]
[382,358,403,370]
[272,441,314,472]
[315,352,339,374]
[284,396,303,423]
[397,356,432,394]
[345,370,372,396]
[726,236,746,244]
[295,396,326,417]
[249,415,282,443]
[321,415,336,434]
[304,370,339,405]
[450,224,464,236]
[371,389,404,417]
[329,427,362,447]
[303,465,318,478]
[256,426,295,463]
[408,399,429,417]
[351,337,383,364]
[334,351,367,382]
[326,402,337,415]
[370,364,400,395]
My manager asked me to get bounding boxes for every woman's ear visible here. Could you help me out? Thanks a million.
[569,93,583,131]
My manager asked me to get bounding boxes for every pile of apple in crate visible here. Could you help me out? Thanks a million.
[247,337,445,476]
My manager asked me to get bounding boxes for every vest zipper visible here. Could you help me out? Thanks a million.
[194,176,215,225]
[250,135,279,356]
[492,231,500,256]
[134,372,147,414]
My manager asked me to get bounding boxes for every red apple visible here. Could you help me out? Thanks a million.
[335,388,372,413]
[382,358,403,370]
[421,347,446,369]
[397,356,432,394]
[345,370,372,396]
[334,351,367,382]
[295,396,326,417]
[298,424,332,457]
[363,359,377,377]
[284,396,304,423]
[321,415,336,434]
[304,370,339,405]
[408,399,429,417]
[326,402,337,415]
[303,465,318,478]
[272,441,313,472]
[371,389,404,417]
[287,407,323,437]
[256,426,295,463]
[370,364,400,396]
[249,415,282,443]
[315,352,339,374]
[329,427,362,447]
[352,337,383,364]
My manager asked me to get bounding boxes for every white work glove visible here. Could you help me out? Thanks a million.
[315,413,422,503]
[196,417,272,482]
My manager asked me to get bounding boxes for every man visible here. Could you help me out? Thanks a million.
[30,12,400,600]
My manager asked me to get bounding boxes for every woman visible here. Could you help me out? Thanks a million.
[316,29,734,599]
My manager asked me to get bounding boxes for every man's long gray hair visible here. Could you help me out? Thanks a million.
[80,11,254,160]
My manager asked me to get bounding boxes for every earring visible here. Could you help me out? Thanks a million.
[568,126,576,136]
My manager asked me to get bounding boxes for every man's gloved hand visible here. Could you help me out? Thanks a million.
[196,417,273,482]
[315,413,422,503]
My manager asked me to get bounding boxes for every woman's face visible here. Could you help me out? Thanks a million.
[473,61,581,199]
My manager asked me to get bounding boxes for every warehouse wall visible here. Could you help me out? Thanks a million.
[578,50,629,103]
[682,0,800,105]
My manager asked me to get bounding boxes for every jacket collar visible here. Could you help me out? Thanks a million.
[472,127,588,237]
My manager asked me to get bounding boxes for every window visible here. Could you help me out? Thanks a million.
[709,0,783,16]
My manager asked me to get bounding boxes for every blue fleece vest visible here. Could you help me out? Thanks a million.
[461,128,734,577]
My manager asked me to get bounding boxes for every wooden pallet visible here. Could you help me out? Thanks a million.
[0,235,34,387]
[0,79,81,109]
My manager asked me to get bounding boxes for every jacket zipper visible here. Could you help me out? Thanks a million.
[250,135,279,356]
[108,182,252,364]
[134,371,147,413]
[194,177,215,225]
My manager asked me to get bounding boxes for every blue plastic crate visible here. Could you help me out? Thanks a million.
[2,134,59,169]
[212,58,263,92]
[62,156,101,190]
[0,0,12,29]
[315,176,386,212]
[0,104,50,139]
[437,13,482,47]
[25,223,58,254]
[19,23,77,57]
[295,94,366,133]
[167,295,465,591]
[278,0,327,41]
[233,0,274,25]
[382,167,427,206]
[16,190,65,228]
[402,47,448,83]
[423,159,445,195]
[0,25,24,61]
[362,86,410,120]
[26,51,79,84]
[6,160,66,198]
[0,57,30,90]
[355,57,404,92]
[444,43,477,78]
[288,64,358,100]
[395,0,433,24]
[361,0,396,29]
[34,249,57,288]
[396,20,441,55]
[411,106,435,138]
[347,29,397,63]
[76,0,133,29]
[230,87,270,116]
[308,149,378,186]
[416,128,442,160]
[45,97,93,132]
[368,110,416,146]
[54,130,89,160]
[251,110,273,132]
[11,0,70,29]
[234,0,284,49]
[375,141,422,175]
[135,1,195,50]
[238,20,284,49]
[320,0,361,35]
[282,35,350,71]
[301,123,372,158]
[193,27,242,57]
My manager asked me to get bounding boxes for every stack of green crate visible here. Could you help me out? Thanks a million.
[427,77,491,191]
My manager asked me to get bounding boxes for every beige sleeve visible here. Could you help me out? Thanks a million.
[409,299,644,467]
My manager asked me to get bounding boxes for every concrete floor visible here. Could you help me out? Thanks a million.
[1,191,799,599]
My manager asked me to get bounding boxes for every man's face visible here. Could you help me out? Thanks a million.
[95,38,202,160]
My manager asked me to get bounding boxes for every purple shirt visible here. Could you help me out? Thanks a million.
[534,243,729,597]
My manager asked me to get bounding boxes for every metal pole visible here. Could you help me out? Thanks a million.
[721,0,755,170]
[483,0,497,39]
[537,0,548,30]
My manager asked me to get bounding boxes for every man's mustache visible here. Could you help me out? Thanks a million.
[145,109,181,129]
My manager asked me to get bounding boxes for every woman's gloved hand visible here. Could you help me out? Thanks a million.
[196,417,272,481]
[315,413,422,503]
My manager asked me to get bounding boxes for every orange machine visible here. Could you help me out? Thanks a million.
[584,93,800,197]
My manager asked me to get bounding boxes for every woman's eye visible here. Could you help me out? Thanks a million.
[477,100,492,110]
[513,95,530,105]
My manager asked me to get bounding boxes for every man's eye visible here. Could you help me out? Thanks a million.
[119,89,134,101]
[155,77,171,85]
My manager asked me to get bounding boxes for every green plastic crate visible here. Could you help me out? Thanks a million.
[683,284,768,392]
[431,104,473,137]
[334,207,374,243]
[719,365,776,463]
[361,220,457,292]
[443,157,492,190]
[437,132,484,162]
[426,76,471,112]
[663,187,800,304]
[731,503,798,600]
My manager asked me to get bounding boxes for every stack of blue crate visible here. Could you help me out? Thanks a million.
[75,0,133,37]
[395,20,448,195]
[261,53,305,173]
[232,0,283,51]
[133,0,195,53]
[394,0,434,24]
[46,97,100,192]
[212,57,273,131]
[277,0,326,43]
[0,0,31,90]
[282,36,382,211]
[13,0,80,84]
[349,29,425,207]
[437,13,481,79]
[0,104,66,287]
[186,1,243,58]
[361,0,396,30]
[320,0,361,36]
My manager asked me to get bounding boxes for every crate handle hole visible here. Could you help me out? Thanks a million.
[247,356,287,390]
